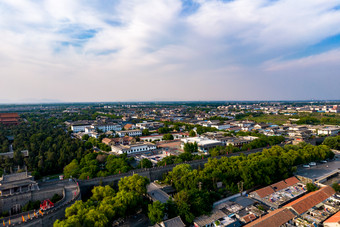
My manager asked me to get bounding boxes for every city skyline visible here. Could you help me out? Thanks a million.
[1,0,340,103]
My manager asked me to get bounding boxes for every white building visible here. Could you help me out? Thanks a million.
[92,123,122,132]
[181,137,223,153]
[117,129,142,137]
[111,142,156,155]
[211,124,231,130]
[71,123,92,133]
[318,127,340,136]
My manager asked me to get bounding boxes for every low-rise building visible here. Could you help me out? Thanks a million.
[181,137,223,153]
[111,142,156,155]
[117,129,142,137]
[324,210,340,227]
[318,127,340,136]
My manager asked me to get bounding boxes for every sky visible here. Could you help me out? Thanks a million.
[0,0,340,103]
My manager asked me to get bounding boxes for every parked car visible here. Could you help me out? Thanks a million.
[303,165,310,168]
[309,162,316,166]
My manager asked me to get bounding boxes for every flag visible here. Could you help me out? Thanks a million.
[8,219,10,225]
[22,215,25,222]
[28,213,30,219]
[34,211,37,217]
[3,219,5,226]
[39,210,44,216]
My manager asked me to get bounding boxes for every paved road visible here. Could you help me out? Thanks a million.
[147,182,170,204]
[1,180,78,226]
[295,154,340,181]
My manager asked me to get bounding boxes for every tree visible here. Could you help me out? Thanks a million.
[142,129,150,136]
[332,183,340,192]
[162,134,174,141]
[183,142,198,153]
[189,130,196,137]
[148,201,165,224]
[138,158,153,168]
[306,183,318,192]
[118,174,150,196]
[64,159,80,178]
[82,134,90,141]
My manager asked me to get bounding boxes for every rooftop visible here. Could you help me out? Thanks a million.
[244,208,295,227]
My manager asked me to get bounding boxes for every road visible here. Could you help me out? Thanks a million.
[1,180,78,226]
[147,182,170,203]
[295,154,340,181]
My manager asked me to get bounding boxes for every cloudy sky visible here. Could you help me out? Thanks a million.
[0,0,339,103]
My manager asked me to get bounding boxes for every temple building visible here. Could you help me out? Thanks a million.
[0,172,39,196]
[0,113,19,125]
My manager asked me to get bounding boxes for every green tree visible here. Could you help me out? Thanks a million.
[142,129,150,136]
[148,201,165,224]
[332,183,340,192]
[118,174,150,196]
[64,159,80,178]
[138,158,153,168]
[189,130,196,137]
[162,134,174,141]
[82,134,90,141]
[306,183,318,192]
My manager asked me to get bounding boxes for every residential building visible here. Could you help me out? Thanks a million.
[111,142,156,155]
[318,127,340,136]
[117,129,142,137]
[244,208,295,227]
[324,211,340,227]
[156,216,185,227]
[181,137,223,153]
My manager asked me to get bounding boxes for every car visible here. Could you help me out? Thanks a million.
[303,165,310,168]
[320,160,327,163]
[309,162,316,166]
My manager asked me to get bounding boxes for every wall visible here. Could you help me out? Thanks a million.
[0,186,64,214]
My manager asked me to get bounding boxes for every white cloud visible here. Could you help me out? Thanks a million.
[0,0,339,102]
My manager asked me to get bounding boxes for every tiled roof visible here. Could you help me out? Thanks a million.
[243,214,257,223]
[271,180,288,192]
[324,210,340,223]
[284,186,335,215]
[194,209,226,226]
[254,186,275,198]
[284,176,299,187]
[0,113,19,118]
[102,138,114,144]
[162,216,185,227]
[244,208,295,227]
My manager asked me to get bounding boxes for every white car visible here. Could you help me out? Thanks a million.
[320,160,327,163]
[309,162,316,166]
[303,165,310,168]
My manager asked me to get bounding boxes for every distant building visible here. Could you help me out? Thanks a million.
[117,129,142,137]
[92,122,122,132]
[70,121,92,133]
[0,113,19,125]
[181,137,223,153]
[102,137,136,146]
[318,127,340,136]
[111,142,156,155]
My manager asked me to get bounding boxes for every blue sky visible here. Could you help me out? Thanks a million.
[0,0,339,103]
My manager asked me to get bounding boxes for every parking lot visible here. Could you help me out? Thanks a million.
[295,154,340,181]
